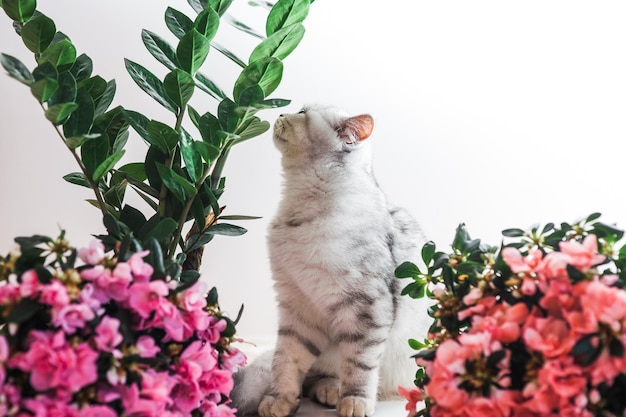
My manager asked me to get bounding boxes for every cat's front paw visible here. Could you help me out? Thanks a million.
[337,396,375,417]
[258,394,301,417]
[311,377,340,407]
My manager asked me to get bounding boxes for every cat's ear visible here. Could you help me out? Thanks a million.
[339,114,374,144]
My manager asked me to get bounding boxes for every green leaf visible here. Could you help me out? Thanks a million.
[94,79,116,118]
[207,223,247,236]
[250,23,304,63]
[0,53,34,85]
[194,141,220,163]
[156,162,197,203]
[180,127,203,183]
[395,261,421,279]
[124,58,176,113]
[421,241,436,266]
[194,7,219,40]
[93,150,125,182]
[38,39,77,70]
[63,172,91,188]
[233,57,283,102]
[79,75,107,102]
[6,298,42,324]
[198,111,221,146]
[163,68,195,109]
[219,215,262,220]
[144,218,178,242]
[63,87,95,138]
[21,13,56,54]
[118,162,147,181]
[64,133,100,150]
[81,134,109,175]
[208,0,234,16]
[211,41,246,68]
[30,77,58,102]
[104,177,127,209]
[223,13,264,39]
[165,6,193,39]
[187,0,208,14]
[237,85,265,107]
[266,0,310,36]
[502,228,525,238]
[235,117,269,142]
[141,29,179,70]
[194,71,226,100]
[176,28,210,75]
[69,53,93,82]
[146,119,179,153]
[45,102,78,125]
[47,70,76,106]
[2,0,36,22]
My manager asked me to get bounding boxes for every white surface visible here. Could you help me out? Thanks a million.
[2,2,626,343]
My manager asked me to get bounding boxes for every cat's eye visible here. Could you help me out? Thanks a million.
[297,109,306,114]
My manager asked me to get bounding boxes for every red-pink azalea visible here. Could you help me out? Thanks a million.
[77,240,106,265]
[523,313,575,358]
[94,316,123,353]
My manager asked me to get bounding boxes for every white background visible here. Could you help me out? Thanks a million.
[1,1,626,341]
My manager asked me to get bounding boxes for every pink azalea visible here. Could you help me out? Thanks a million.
[177,281,208,312]
[537,357,587,400]
[77,405,118,417]
[94,316,123,353]
[78,240,106,265]
[40,280,70,308]
[0,281,19,304]
[19,269,40,298]
[398,386,425,417]
[170,376,204,414]
[199,368,234,398]
[200,317,228,345]
[140,369,176,405]
[472,302,528,344]
[200,402,238,417]
[128,280,169,319]
[11,330,98,393]
[523,313,575,358]
[180,340,218,377]
[501,247,544,274]
[220,347,247,371]
[52,303,95,334]
[128,250,154,282]
[120,383,164,417]
[136,335,161,358]
[152,298,186,341]
[23,395,80,417]
[559,235,606,271]
[81,265,131,302]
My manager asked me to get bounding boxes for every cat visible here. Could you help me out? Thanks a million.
[230,105,431,417]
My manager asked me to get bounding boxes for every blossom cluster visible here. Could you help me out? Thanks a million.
[0,236,246,417]
[397,215,626,417]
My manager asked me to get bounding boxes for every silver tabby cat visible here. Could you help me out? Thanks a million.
[231,105,430,417]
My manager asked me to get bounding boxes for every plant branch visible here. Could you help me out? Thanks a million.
[43,104,108,218]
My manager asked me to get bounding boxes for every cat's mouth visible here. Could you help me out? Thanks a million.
[273,118,287,143]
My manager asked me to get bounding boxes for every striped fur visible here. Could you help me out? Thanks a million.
[231,105,431,417]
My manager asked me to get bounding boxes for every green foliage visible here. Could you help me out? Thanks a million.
[1,0,313,272]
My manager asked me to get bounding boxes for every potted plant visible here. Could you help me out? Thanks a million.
[398,213,626,417]
[0,0,313,415]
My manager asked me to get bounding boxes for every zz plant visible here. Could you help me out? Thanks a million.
[0,0,312,282]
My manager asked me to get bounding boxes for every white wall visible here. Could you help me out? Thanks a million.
[2,1,626,341]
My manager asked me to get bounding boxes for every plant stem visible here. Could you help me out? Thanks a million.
[44,104,107,218]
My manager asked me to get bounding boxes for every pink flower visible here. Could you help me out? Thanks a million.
[19,269,40,298]
[398,386,425,417]
[200,402,238,417]
[94,316,123,353]
[177,281,208,312]
[40,280,70,308]
[23,395,80,417]
[128,250,154,282]
[140,369,176,405]
[78,405,118,417]
[81,265,131,302]
[152,298,186,341]
[136,335,161,358]
[52,303,95,334]
[120,383,164,417]
[537,357,587,400]
[78,240,106,265]
[523,314,575,358]
[128,280,169,319]
[0,281,19,304]
[501,247,543,274]
[221,347,247,371]
[200,317,228,345]
[11,330,98,393]
[559,234,606,271]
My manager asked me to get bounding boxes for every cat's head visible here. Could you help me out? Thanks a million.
[272,104,374,165]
